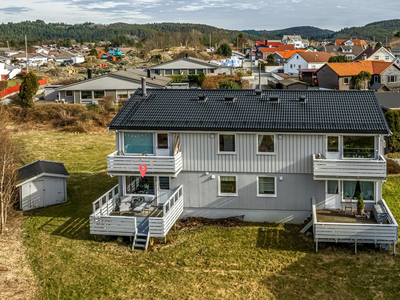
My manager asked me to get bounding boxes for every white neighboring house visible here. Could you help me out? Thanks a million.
[0,55,11,65]
[14,53,49,66]
[36,48,50,55]
[354,46,396,63]
[282,35,309,49]
[0,62,21,80]
[284,52,332,75]
[394,57,400,68]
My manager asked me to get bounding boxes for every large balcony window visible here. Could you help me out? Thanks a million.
[343,181,374,201]
[126,176,155,195]
[343,136,375,158]
[124,132,153,154]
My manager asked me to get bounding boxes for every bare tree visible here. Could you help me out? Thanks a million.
[0,110,18,234]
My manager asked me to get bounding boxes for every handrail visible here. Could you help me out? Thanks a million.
[161,185,183,216]
[92,184,119,215]
[313,153,386,162]
[109,151,181,159]
[380,199,398,226]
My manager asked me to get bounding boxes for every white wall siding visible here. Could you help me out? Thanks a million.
[180,133,325,174]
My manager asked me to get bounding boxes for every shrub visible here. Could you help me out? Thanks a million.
[246,69,253,75]
[236,71,245,77]
[357,193,364,214]
[328,55,348,63]
[259,61,266,70]
[19,71,40,108]
[98,95,115,111]
[188,74,198,82]
[197,72,206,87]
[218,81,240,89]
[387,158,400,174]
[169,75,184,83]
[216,44,232,57]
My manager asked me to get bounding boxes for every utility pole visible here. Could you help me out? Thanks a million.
[209,34,211,49]
[6,40,10,58]
[258,61,261,89]
[251,45,253,70]
[25,35,28,73]
[237,37,239,52]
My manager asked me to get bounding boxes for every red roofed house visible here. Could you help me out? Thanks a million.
[316,61,400,90]
[273,49,308,65]
[335,39,367,48]
[255,40,282,48]
[255,45,295,60]
[284,52,332,75]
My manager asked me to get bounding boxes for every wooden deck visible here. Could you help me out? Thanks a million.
[316,210,377,224]
[112,206,163,218]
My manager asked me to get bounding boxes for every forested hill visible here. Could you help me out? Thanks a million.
[0,20,258,46]
[243,26,335,39]
[334,19,400,42]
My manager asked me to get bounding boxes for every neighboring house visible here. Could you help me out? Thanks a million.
[255,40,282,48]
[55,69,172,105]
[0,63,21,80]
[55,51,84,64]
[369,82,390,92]
[16,160,70,211]
[282,35,309,49]
[316,61,400,91]
[13,53,48,65]
[35,48,49,55]
[148,57,221,76]
[335,39,367,48]
[394,57,400,68]
[0,55,11,64]
[284,52,332,75]
[391,46,400,57]
[299,69,319,86]
[255,45,295,60]
[273,50,307,65]
[375,92,400,111]
[354,46,396,62]
[90,88,397,252]
[323,44,364,61]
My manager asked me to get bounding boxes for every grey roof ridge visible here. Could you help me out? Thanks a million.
[149,57,220,69]
[18,159,65,170]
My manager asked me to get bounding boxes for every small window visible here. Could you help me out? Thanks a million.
[157,133,168,149]
[173,69,180,75]
[165,69,172,75]
[196,69,204,74]
[188,69,196,74]
[343,77,349,84]
[290,64,293,68]
[219,176,237,196]
[81,91,92,99]
[219,134,235,153]
[66,91,73,97]
[327,136,339,152]
[257,135,274,153]
[258,177,276,197]
[159,177,170,190]
[385,56,390,61]
[327,181,339,194]
[93,90,104,99]
[388,75,397,83]
[374,56,379,60]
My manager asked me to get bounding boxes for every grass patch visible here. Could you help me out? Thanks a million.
[15,131,400,299]
[387,152,400,159]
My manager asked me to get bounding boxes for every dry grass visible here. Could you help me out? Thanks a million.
[0,212,38,300]
[202,74,242,89]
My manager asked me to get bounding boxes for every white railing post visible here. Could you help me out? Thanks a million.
[93,203,96,214]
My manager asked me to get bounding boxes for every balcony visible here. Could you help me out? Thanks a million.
[107,151,182,176]
[312,154,386,180]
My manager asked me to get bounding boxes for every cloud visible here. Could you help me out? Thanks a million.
[0,6,31,15]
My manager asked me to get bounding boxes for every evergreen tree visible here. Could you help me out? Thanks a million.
[375,42,382,48]
[19,71,40,108]
[328,55,348,63]
[89,48,98,56]
[104,44,110,52]
[266,54,275,66]
[216,43,232,56]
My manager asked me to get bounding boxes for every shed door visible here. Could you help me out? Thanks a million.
[30,181,44,210]
[44,178,66,206]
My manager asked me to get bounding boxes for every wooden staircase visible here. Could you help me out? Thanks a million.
[132,232,150,250]
[300,212,313,234]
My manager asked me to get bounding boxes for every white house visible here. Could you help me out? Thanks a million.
[354,47,396,63]
[0,63,21,80]
[89,87,397,253]
[282,35,309,49]
[284,52,332,75]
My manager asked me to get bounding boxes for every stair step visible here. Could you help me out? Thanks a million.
[136,233,147,237]
[134,244,145,248]
[136,238,147,243]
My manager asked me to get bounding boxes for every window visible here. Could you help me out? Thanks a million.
[296,56,299,59]
[343,181,374,201]
[257,135,274,153]
[385,56,390,61]
[157,133,168,149]
[196,69,204,74]
[117,90,128,99]
[219,176,237,196]
[173,69,180,75]
[298,65,301,69]
[188,69,196,74]
[327,181,339,194]
[93,90,105,99]
[124,132,154,154]
[128,90,136,96]
[219,134,235,153]
[343,136,374,158]
[311,65,316,69]
[374,56,379,60]
[159,177,170,190]
[165,69,172,75]
[290,64,293,69]
[66,91,73,97]
[327,136,339,152]
[388,75,397,83]
[258,177,276,197]
[126,176,155,195]
[343,77,349,84]
[81,91,92,99]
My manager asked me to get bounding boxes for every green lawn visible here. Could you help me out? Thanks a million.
[15,131,400,300]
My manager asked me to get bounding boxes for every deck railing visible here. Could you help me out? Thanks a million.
[313,199,398,253]
[312,154,386,180]
[92,184,119,216]
[149,185,184,237]
[107,151,182,175]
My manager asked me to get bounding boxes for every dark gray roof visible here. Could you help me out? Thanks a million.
[376,92,400,110]
[369,83,389,91]
[18,160,70,182]
[108,89,390,134]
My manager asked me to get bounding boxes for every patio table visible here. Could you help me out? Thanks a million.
[134,201,147,213]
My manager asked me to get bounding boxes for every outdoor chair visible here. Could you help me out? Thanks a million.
[344,197,353,214]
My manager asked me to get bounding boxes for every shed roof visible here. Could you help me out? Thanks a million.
[320,61,396,76]
[18,160,70,182]
[108,89,390,134]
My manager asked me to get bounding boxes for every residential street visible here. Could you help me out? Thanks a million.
[242,58,270,88]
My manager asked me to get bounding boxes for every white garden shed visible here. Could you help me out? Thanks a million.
[17,160,70,211]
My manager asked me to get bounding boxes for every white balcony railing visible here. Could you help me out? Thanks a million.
[313,154,386,180]
[107,151,182,175]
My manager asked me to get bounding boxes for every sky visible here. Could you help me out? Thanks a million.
[0,0,400,31]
